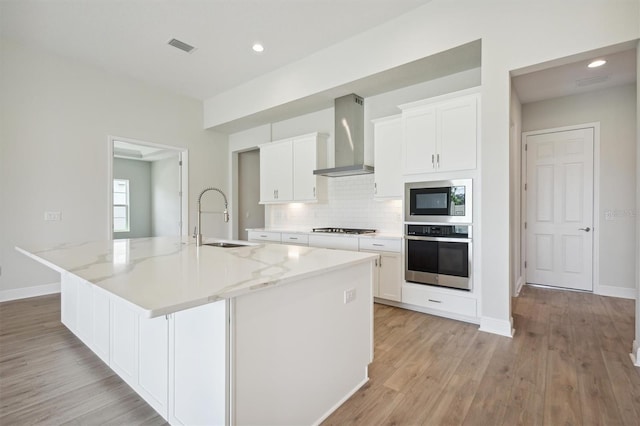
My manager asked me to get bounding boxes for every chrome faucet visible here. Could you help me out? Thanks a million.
[195,187,229,246]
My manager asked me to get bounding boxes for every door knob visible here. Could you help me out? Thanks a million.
[578,227,591,232]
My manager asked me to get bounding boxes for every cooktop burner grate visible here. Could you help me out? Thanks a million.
[312,227,376,235]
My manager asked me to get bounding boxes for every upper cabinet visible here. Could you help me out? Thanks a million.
[400,91,479,175]
[259,132,327,204]
[372,115,402,199]
[260,139,293,203]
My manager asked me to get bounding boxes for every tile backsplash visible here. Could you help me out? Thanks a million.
[266,174,403,234]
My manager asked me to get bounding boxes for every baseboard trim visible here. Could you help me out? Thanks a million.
[479,316,514,338]
[596,284,636,300]
[0,282,61,302]
[631,340,640,367]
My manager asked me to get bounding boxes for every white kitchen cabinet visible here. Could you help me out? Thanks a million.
[372,115,402,199]
[260,133,327,204]
[247,230,281,243]
[169,301,227,426]
[281,232,308,246]
[260,139,293,203]
[293,133,327,202]
[92,286,111,364]
[138,315,169,417]
[60,272,78,333]
[401,91,479,175]
[402,282,477,319]
[110,298,138,386]
[359,238,402,302]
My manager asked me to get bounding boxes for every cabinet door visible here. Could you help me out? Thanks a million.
[170,301,227,426]
[92,286,111,364]
[437,95,477,172]
[138,315,168,417]
[60,272,78,332]
[373,116,402,199]
[402,106,437,175]
[76,278,94,346]
[292,135,318,201]
[378,253,402,302]
[260,140,293,203]
[110,299,138,385]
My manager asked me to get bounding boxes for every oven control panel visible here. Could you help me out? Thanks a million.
[406,224,471,239]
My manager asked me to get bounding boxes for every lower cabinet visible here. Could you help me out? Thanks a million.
[377,252,402,302]
[60,273,226,424]
[402,282,477,319]
[247,230,281,243]
[359,238,402,302]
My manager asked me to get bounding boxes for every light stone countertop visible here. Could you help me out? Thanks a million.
[16,236,376,318]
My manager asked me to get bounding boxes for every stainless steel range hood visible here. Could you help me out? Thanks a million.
[313,94,374,177]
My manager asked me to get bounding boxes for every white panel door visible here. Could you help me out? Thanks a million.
[526,128,594,291]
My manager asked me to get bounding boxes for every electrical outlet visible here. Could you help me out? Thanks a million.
[344,288,356,304]
[44,211,62,221]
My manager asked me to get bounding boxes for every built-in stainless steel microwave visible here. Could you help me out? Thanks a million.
[405,179,472,223]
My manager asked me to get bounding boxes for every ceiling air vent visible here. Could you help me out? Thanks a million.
[168,38,196,53]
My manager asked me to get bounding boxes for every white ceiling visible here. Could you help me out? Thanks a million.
[0,0,433,101]
[512,43,637,104]
[1,0,635,123]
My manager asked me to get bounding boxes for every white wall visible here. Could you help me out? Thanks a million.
[151,155,181,237]
[522,84,637,295]
[207,0,639,335]
[113,158,152,239]
[0,38,229,296]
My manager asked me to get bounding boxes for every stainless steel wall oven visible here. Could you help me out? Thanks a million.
[405,224,472,291]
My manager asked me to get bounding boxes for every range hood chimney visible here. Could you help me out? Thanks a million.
[313,94,374,177]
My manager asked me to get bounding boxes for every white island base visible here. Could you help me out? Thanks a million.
[52,249,373,426]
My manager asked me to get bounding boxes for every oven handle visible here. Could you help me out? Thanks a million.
[405,235,472,243]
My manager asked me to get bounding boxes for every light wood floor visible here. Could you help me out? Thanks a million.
[324,285,640,425]
[1,286,638,425]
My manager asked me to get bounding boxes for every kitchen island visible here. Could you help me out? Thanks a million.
[17,237,377,425]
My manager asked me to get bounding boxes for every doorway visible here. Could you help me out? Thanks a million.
[523,126,596,291]
[237,149,264,241]
[108,137,188,240]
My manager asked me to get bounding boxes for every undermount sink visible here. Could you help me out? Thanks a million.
[203,242,250,248]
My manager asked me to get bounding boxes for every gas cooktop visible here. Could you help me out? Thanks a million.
[312,227,376,235]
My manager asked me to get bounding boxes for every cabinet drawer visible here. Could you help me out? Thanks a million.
[359,238,401,253]
[308,235,359,251]
[402,283,476,317]
[247,231,281,243]
[281,233,308,245]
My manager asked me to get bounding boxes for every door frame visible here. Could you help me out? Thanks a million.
[520,122,601,293]
[107,135,189,240]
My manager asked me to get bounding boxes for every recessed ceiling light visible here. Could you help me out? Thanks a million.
[252,43,264,53]
[587,59,606,68]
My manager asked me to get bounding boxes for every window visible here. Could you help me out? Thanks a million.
[113,179,130,232]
